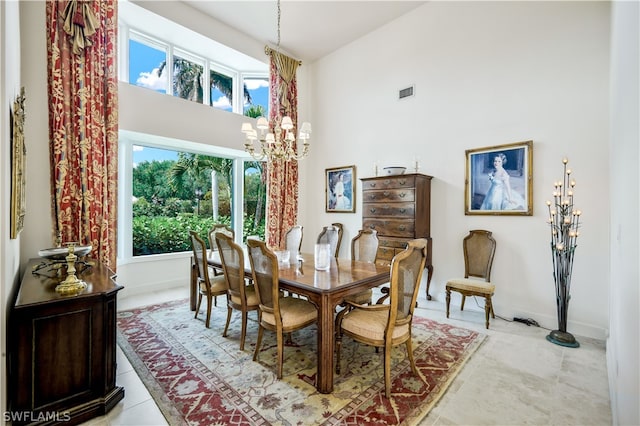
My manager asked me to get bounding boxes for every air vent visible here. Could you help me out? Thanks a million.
[398,85,414,100]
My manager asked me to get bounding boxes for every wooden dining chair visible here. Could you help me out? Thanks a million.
[335,238,428,398]
[189,231,228,328]
[317,223,343,258]
[207,224,234,306]
[215,232,259,350]
[208,224,234,257]
[284,225,303,255]
[246,238,318,379]
[446,229,497,329]
[344,229,379,305]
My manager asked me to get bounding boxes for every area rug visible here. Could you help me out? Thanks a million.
[117,299,485,426]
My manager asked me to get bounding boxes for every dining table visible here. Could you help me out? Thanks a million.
[192,251,391,394]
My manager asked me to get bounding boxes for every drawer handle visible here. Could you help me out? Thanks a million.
[383,191,390,197]
[399,192,407,198]
[399,179,406,185]
[369,183,376,188]
[398,225,406,231]
[370,208,377,213]
[384,179,390,185]
[368,194,377,200]
[369,224,376,229]
[399,208,406,213]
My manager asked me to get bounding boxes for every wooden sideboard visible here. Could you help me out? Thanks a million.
[361,173,434,300]
[8,258,124,426]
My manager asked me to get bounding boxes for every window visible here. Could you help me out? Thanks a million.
[172,50,205,103]
[119,4,268,116]
[128,32,168,93]
[119,133,266,259]
[243,76,269,117]
[210,67,233,112]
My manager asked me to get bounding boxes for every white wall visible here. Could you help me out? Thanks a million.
[1,1,22,421]
[607,2,639,425]
[301,1,611,339]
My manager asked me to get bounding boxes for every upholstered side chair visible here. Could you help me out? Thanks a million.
[445,229,497,329]
[335,238,428,398]
[189,231,227,328]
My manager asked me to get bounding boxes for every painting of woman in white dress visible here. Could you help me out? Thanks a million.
[466,141,533,215]
[326,165,356,213]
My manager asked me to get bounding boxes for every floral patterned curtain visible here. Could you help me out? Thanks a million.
[46,0,118,269]
[265,50,300,249]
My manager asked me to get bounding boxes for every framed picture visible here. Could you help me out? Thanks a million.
[465,140,533,216]
[10,87,27,239]
[326,165,356,213]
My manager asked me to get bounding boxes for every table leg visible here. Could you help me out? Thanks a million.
[315,294,336,394]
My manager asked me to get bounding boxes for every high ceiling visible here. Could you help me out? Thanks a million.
[181,1,426,63]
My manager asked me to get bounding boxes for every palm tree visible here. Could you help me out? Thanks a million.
[244,104,266,118]
[170,153,233,210]
[158,59,251,106]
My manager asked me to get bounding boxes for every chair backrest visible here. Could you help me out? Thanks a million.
[246,238,281,324]
[332,223,344,255]
[284,225,303,253]
[463,230,496,281]
[317,223,343,257]
[208,224,234,256]
[190,230,210,288]
[387,238,428,330]
[215,232,245,301]
[351,229,379,263]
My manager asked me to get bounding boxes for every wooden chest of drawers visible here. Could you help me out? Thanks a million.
[361,173,434,299]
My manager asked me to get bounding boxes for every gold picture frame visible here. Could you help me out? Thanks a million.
[10,87,26,239]
[465,140,533,216]
[326,165,356,213]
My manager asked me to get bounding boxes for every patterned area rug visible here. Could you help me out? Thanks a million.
[117,299,485,425]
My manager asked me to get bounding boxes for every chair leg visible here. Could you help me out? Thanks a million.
[484,296,492,329]
[240,311,248,351]
[205,294,213,328]
[405,337,418,375]
[223,307,232,337]
[253,326,264,361]
[195,294,203,319]
[384,344,392,398]
[276,331,284,379]
[461,294,466,311]
[445,288,451,318]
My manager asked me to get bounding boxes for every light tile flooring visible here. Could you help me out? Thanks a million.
[84,287,611,425]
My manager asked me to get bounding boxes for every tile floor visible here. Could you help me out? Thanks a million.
[83,287,612,425]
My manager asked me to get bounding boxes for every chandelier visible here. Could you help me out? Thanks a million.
[240,0,312,162]
[241,117,311,162]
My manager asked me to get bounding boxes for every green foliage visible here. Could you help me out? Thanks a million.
[132,214,264,256]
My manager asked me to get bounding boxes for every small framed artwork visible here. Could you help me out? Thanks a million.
[465,140,533,216]
[326,165,356,213]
